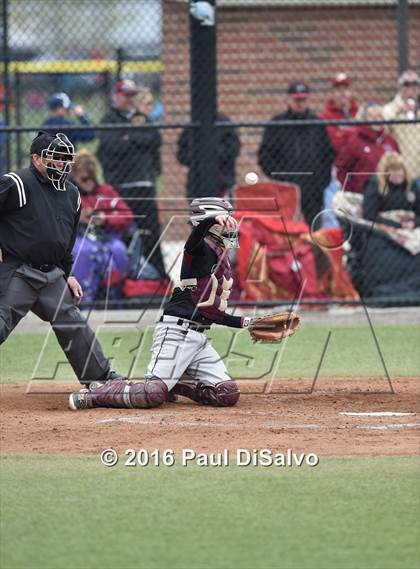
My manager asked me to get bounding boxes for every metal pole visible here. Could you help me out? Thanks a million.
[104,70,112,106]
[15,71,23,168]
[1,0,11,171]
[189,0,218,197]
[116,47,124,82]
[397,0,409,74]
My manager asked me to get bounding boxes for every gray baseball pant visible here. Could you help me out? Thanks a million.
[0,264,110,383]
[145,316,231,391]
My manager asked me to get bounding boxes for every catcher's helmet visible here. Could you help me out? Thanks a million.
[189,197,239,249]
[31,131,75,191]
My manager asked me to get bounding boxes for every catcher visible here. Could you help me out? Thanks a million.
[69,198,300,410]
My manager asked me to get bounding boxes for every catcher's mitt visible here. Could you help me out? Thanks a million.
[248,312,301,343]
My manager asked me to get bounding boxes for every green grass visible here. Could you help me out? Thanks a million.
[1,455,419,569]
[1,325,419,383]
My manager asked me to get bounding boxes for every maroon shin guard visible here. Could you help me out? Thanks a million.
[87,378,168,409]
[173,380,240,407]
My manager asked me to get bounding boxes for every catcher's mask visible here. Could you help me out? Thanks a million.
[189,197,239,249]
[40,133,75,191]
[208,224,239,249]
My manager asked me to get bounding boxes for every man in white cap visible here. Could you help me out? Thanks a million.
[320,73,359,153]
[320,73,359,227]
[383,70,420,177]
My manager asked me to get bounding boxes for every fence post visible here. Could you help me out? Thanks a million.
[104,70,112,107]
[15,71,23,168]
[189,0,218,198]
[397,0,409,74]
[1,0,11,171]
[116,47,124,82]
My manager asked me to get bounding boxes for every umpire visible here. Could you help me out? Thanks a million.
[0,131,121,385]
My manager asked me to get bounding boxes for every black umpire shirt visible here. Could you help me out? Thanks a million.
[0,163,81,276]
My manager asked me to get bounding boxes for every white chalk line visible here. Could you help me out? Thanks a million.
[97,409,230,426]
[340,412,417,417]
[358,423,420,430]
[96,417,420,431]
[97,417,227,428]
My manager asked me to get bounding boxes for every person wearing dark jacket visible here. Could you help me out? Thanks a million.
[358,151,420,298]
[177,113,240,200]
[0,131,123,386]
[258,82,335,225]
[41,92,95,145]
[363,151,420,227]
[97,80,165,277]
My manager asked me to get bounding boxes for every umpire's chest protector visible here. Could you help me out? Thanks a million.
[0,167,79,266]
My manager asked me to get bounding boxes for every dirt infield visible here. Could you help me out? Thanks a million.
[1,379,419,456]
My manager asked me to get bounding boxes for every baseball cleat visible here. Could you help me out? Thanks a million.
[87,381,104,391]
[85,370,125,391]
[106,370,125,381]
[69,392,81,411]
[168,391,179,403]
[69,391,93,411]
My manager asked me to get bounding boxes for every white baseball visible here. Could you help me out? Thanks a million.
[245,171,259,185]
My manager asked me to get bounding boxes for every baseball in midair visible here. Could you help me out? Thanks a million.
[245,171,259,185]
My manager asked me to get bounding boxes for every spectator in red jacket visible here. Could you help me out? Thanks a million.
[320,73,359,227]
[71,150,133,304]
[320,73,359,153]
[336,103,399,194]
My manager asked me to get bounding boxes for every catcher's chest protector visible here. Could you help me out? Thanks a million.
[182,239,233,321]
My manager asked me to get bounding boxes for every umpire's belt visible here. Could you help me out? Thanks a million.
[160,315,210,333]
[3,253,56,273]
[28,263,56,273]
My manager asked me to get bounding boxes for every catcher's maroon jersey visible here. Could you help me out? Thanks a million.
[163,218,242,328]
[188,238,233,323]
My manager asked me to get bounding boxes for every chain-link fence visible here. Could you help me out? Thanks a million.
[1,0,419,308]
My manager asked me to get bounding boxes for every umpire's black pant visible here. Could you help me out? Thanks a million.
[0,264,110,383]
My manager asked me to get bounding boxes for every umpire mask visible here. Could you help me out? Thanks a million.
[40,133,75,191]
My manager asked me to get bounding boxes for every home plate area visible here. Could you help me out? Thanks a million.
[1,378,418,456]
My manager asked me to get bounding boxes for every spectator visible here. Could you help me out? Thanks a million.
[320,73,359,227]
[41,92,95,145]
[335,103,399,194]
[137,87,163,123]
[383,70,420,177]
[97,80,166,278]
[320,73,359,153]
[258,81,334,225]
[177,113,240,200]
[363,151,420,227]
[357,151,420,298]
[70,150,132,304]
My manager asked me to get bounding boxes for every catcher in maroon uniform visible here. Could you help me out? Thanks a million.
[69,198,300,410]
